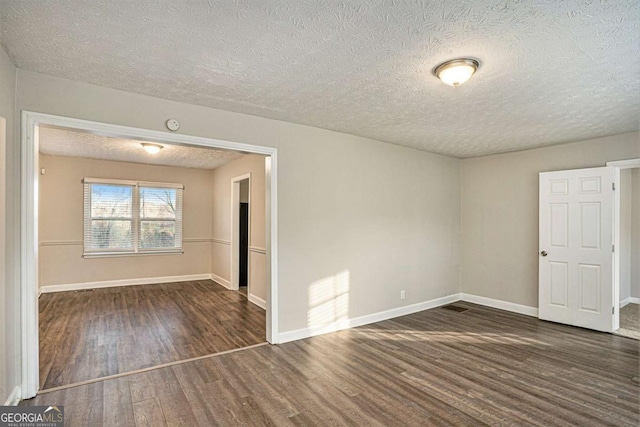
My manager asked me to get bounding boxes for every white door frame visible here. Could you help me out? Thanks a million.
[606,158,640,330]
[230,173,251,292]
[19,111,280,399]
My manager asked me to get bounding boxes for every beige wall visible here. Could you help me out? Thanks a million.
[620,170,632,303]
[0,118,5,402]
[461,132,640,308]
[239,179,249,203]
[38,155,215,286]
[17,70,462,334]
[0,47,16,403]
[211,155,267,301]
[632,169,640,299]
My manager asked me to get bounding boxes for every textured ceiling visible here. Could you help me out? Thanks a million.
[39,126,245,170]
[1,1,639,158]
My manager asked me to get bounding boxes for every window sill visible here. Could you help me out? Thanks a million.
[82,250,184,259]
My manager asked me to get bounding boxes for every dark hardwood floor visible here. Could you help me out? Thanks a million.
[39,280,266,390]
[26,302,639,426]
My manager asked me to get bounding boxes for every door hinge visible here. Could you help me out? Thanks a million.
[612,182,615,191]
[612,244,615,253]
[612,306,615,315]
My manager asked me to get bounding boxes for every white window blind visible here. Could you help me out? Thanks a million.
[83,178,183,256]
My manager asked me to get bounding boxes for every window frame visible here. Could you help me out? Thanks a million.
[83,177,184,258]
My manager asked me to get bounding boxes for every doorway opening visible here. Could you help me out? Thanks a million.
[20,111,279,399]
[230,174,250,298]
[539,161,640,338]
[238,178,250,297]
[609,159,640,340]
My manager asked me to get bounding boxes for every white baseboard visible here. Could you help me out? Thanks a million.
[623,296,640,306]
[210,273,232,289]
[277,293,460,344]
[460,293,538,317]
[40,274,214,293]
[248,293,267,310]
[3,386,21,406]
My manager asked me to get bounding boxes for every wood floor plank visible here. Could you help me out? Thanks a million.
[103,376,135,427]
[151,368,198,425]
[133,397,167,427]
[39,279,266,389]
[23,302,640,426]
[129,371,157,404]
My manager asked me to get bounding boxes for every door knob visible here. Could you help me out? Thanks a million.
[540,251,548,257]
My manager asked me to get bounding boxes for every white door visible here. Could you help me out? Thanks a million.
[539,167,614,332]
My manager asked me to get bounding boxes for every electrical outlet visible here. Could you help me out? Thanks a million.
[400,290,406,300]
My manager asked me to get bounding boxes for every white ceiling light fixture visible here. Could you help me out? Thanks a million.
[141,142,163,154]
[433,58,480,87]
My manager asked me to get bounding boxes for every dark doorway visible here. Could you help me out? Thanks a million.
[239,202,249,292]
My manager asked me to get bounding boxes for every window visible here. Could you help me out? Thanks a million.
[83,178,183,256]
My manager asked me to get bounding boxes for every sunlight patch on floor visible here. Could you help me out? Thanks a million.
[351,328,548,345]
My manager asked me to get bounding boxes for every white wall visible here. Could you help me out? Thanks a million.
[16,70,462,335]
[0,46,17,403]
[461,132,640,308]
[632,169,640,299]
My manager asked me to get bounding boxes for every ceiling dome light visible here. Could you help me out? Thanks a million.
[434,58,480,87]
[141,142,163,154]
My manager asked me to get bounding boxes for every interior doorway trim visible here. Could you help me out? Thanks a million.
[606,158,640,331]
[20,111,279,399]
[606,159,640,169]
[230,173,251,292]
